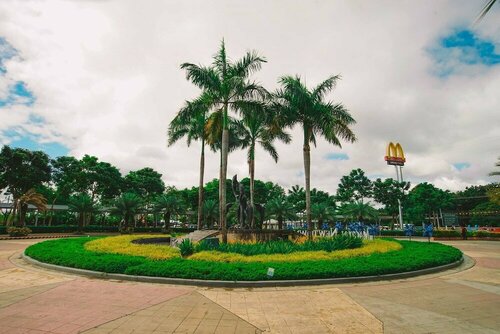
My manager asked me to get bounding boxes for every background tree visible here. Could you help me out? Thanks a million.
[68,194,96,232]
[288,185,306,213]
[336,168,373,203]
[154,191,184,233]
[180,40,266,242]
[275,75,356,236]
[235,102,290,227]
[340,201,378,223]
[169,97,209,230]
[489,157,500,176]
[0,146,51,225]
[266,195,296,230]
[405,183,454,226]
[311,202,335,229]
[373,178,410,228]
[111,193,142,229]
[15,189,47,226]
[123,168,165,201]
[470,201,500,227]
[202,199,219,228]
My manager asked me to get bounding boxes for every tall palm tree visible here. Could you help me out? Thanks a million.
[275,75,356,237]
[111,193,142,229]
[266,195,296,230]
[180,40,266,242]
[154,193,184,233]
[68,194,96,233]
[311,202,335,229]
[340,201,379,223]
[234,104,291,227]
[169,96,209,230]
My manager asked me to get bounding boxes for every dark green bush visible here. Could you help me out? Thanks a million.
[0,225,195,235]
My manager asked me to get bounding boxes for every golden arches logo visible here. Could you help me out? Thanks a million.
[385,142,405,166]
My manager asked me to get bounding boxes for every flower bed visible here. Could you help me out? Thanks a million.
[24,236,462,281]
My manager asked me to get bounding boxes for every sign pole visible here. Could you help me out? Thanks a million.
[385,142,406,230]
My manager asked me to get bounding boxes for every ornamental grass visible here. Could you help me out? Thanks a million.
[189,239,401,263]
[85,235,181,260]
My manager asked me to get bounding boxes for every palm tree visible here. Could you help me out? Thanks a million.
[202,199,219,228]
[154,193,184,233]
[311,202,335,229]
[111,193,142,229]
[234,104,291,227]
[340,201,379,223]
[266,196,296,230]
[489,157,500,176]
[169,97,209,230]
[68,194,96,233]
[180,40,266,242]
[14,189,47,226]
[275,75,356,237]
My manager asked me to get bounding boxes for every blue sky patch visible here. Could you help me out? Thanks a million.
[430,29,500,76]
[8,132,69,158]
[325,152,349,161]
[453,162,471,171]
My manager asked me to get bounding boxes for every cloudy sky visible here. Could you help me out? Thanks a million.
[0,0,499,194]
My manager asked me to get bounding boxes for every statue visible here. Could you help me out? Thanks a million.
[231,175,265,229]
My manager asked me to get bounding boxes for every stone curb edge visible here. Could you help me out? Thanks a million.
[22,252,465,288]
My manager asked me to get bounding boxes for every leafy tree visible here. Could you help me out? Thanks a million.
[266,195,296,230]
[470,201,500,226]
[111,193,142,228]
[180,40,266,242]
[487,186,500,205]
[77,155,122,202]
[405,183,454,225]
[68,194,96,232]
[154,192,184,233]
[275,75,356,235]
[340,201,378,223]
[337,168,373,203]
[0,146,51,224]
[311,202,335,229]
[372,178,410,227]
[123,168,165,200]
[234,103,290,227]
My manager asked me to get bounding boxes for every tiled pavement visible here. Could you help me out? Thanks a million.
[0,239,498,333]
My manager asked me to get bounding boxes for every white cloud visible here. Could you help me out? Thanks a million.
[0,0,498,193]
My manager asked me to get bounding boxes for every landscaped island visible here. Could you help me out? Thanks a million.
[25,235,462,282]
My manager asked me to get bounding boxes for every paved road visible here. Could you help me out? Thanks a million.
[0,239,498,334]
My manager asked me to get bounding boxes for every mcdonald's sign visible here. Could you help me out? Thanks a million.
[385,142,405,166]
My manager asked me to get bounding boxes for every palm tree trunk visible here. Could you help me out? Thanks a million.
[164,212,171,233]
[221,127,229,243]
[249,152,255,229]
[197,142,205,230]
[303,139,312,239]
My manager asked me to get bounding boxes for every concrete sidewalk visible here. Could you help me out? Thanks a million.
[0,238,498,333]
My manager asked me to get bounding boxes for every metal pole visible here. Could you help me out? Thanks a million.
[395,165,404,229]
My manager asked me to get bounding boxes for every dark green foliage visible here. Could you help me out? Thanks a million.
[6,227,32,237]
[26,238,462,281]
[195,234,363,255]
[179,239,195,257]
[0,225,195,235]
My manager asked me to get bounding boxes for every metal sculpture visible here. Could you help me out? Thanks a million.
[404,224,415,241]
[335,222,344,234]
[231,175,265,229]
[368,224,379,237]
[423,223,433,243]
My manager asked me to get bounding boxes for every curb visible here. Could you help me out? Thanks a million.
[22,253,465,288]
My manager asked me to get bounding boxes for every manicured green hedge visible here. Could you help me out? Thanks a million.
[379,230,500,238]
[25,238,462,281]
[0,225,195,235]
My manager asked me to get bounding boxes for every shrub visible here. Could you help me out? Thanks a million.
[195,233,362,256]
[85,235,180,260]
[119,227,135,234]
[7,226,32,237]
[179,239,195,257]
